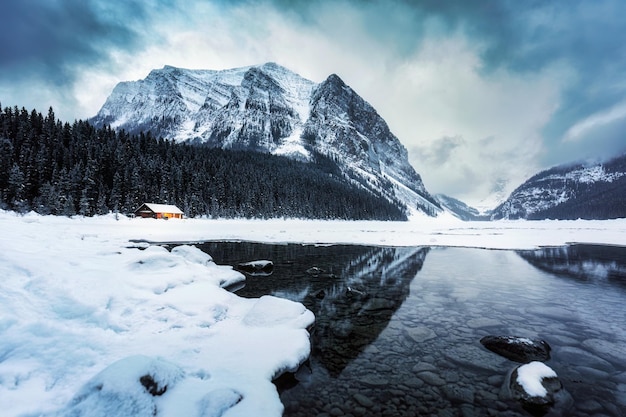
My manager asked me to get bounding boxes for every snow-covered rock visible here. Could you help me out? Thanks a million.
[514,361,558,397]
[91,63,441,216]
[237,260,274,276]
[508,361,569,414]
[47,356,185,417]
[242,295,314,330]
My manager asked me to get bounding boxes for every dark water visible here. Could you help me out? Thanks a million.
[197,242,626,417]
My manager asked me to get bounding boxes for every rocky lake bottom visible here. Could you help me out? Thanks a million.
[196,242,626,417]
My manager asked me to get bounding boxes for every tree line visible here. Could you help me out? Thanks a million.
[0,105,408,220]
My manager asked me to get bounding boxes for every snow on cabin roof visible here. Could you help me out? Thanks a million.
[140,203,184,214]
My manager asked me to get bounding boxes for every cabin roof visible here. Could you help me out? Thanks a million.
[136,203,184,214]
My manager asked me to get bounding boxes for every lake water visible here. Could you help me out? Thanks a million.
[196,242,626,417]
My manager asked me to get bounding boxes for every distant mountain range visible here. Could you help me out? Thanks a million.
[491,153,626,220]
[91,63,441,217]
[437,153,626,221]
[434,194,483,221]
[91,62,626,221]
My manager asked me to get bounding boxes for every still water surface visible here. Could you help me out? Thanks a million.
[197,242,626,417]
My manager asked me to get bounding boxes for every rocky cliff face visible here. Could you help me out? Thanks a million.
[92,63,441,216]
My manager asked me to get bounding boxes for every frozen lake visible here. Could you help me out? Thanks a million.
[198,242,626,417]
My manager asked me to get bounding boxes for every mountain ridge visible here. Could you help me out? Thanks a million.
[435,194,483,221]
[491,153,626,220]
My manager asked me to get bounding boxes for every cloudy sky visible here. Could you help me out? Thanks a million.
[2,0,625,206]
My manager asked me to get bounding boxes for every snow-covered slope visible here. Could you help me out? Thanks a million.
[472,179,510,215]
[92,63,312,156]
[435,194,482,221]
[91,63,441,216]
[491,153,626,220]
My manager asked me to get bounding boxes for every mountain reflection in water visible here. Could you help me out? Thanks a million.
[307,246,429,376]
[197,242,429,376]
[195,242,626,417]
[518,244,626,288]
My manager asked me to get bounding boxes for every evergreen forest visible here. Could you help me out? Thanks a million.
[0,105,408,220]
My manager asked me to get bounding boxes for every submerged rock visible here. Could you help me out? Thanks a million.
[404,326,436,343]
[314,289,326,299]
[480,335,551,363]
[444,345,507,373]
[441,384,475,404]
[353,393,374,408]
[362,297,396,312]
[346,286,367,299]
[582,338,626,365]
[305,266,325,275]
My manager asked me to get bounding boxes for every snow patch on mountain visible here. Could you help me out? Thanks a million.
[569,165,624,184]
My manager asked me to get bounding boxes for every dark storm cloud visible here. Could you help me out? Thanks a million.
[0,0,159,87]
[261,0,624,75]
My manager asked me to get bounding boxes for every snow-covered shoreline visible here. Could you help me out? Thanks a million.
[4,210,626,250]
[19,211,623,250]
[0,211,316,417]
[1,210,626,417]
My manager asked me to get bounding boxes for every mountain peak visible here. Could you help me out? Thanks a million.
[316,73,349,95]
[259,61,286,72]
[326,73,345,85]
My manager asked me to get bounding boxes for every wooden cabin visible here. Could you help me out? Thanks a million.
[134,203,184,219]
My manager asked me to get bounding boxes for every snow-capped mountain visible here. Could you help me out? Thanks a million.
[435,194,483,221]
[91,63,441,216]
[491,153,626,220]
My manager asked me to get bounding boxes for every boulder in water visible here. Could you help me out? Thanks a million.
[237,260,273,276]
[480,335,551,363]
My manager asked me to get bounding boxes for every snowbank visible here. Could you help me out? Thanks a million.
[45,211,626,250]
[0,211,314,417]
